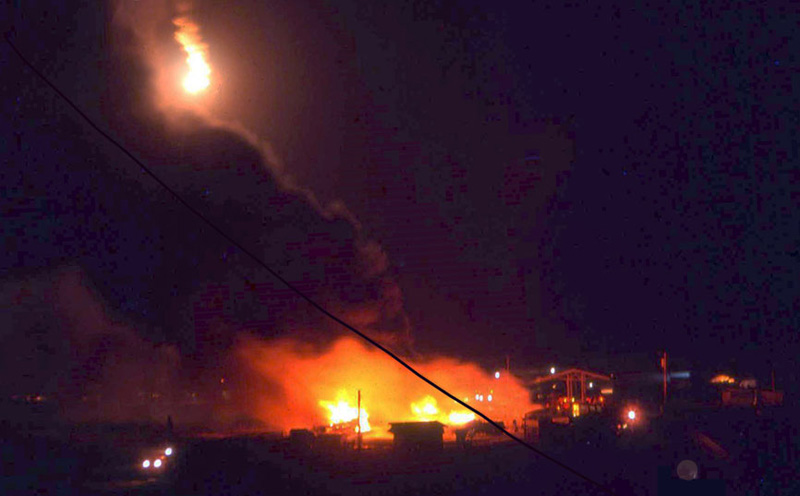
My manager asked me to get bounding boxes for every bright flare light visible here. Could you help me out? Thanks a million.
[165,447,173,456]
[142,460,151,469]
[627,409,636,420]
[154,459,163,468]
[173,17,211,94]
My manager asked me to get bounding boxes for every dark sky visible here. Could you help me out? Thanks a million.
[1,1,798,396]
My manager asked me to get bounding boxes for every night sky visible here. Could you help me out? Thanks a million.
[1,1,798,399]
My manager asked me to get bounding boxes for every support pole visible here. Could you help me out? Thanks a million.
[357,389,362,452]
[580,373,586,403]
[662,351,668,413]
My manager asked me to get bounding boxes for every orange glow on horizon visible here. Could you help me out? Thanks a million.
[239,336,534,436]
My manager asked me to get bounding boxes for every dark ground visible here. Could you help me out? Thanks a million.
[2,406,798,496]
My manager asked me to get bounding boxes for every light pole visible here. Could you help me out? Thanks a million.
[661,351,668,413]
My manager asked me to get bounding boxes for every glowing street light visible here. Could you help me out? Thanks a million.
[495,371,500,379]
[550,367,556,375]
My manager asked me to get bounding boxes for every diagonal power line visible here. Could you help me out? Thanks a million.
[4,31,615,495]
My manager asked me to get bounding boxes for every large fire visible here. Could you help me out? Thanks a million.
[238,336,533,438]
[319,391,371,433]
[173,15,211,94]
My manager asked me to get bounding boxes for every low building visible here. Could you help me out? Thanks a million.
[388,421,444,453]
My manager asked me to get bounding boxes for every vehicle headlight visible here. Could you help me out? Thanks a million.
[154,459,162,468]
[165,447,173,456]
[142,459,151,469]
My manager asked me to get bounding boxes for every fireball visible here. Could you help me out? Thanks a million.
[173,16,211,94]
[319,394,371,433]
[411,396,440,420]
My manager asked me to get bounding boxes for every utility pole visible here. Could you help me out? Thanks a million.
[661,351,668,414]
[357,389,362,452]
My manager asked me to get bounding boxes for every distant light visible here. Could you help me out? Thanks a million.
[677,459,699,481]
[589,382,594,388]
[627,410,636,420]
[495,371,500,379]
[479,395,484,402]
[154,459,162,468]
[711,374,736,385]
[475,394,480,401]
[165,447,173,456]
[550,367,556,375]
[142,460,151,469]
[487,395,493,402]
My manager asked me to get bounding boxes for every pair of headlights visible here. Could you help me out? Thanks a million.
[141,447,174,469]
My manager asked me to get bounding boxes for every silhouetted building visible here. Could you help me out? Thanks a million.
[389,421,444,453]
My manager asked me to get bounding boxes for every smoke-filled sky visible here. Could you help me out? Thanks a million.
[1,0,798,403]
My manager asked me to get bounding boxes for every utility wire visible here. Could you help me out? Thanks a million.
[4,32,616,495]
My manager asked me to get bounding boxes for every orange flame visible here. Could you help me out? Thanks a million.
[409,395,475,425]
[710,374,736,385]
[239,336,534,437]
[448,411,477,424]
[173,16,211,94]
[319,391,370,433]
[410,395,440,420]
